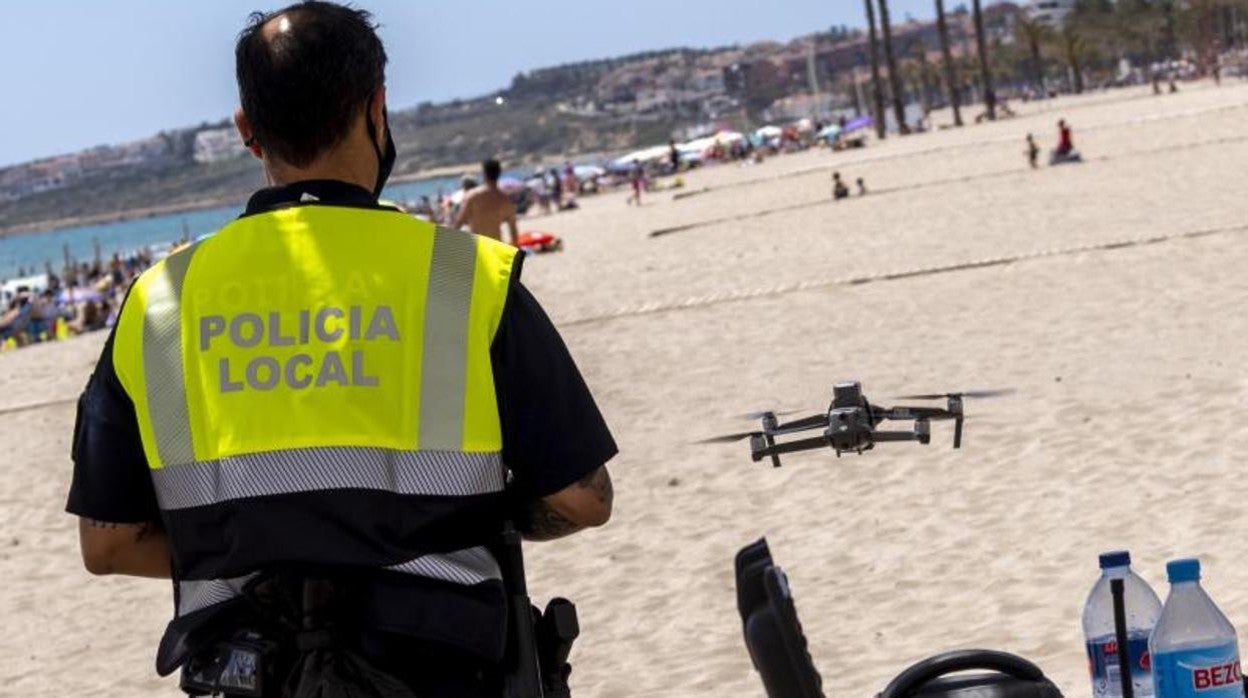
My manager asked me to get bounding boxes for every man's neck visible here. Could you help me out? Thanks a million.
[264,145,377,194]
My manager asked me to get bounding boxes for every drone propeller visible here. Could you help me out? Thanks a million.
[894,388,1016,400]
[698,431,760,444]
[738,409,800,421]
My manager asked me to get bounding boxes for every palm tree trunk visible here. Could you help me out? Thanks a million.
[878,0,911,134]
[972,0,996,120]
[935,0,963,126]
[864,0,887,139]
[1030,37,1045,94]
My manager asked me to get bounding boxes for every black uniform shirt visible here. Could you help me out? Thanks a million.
[66,180,617,521]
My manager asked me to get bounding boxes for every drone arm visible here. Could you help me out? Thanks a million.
[751,435,832,461]
[876,406,954,421]
[871,431,920,442]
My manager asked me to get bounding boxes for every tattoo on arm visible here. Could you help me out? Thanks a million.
[578,466,613,509]
[518,467,613,541]
[519,500,583,542]
[87,519,157,543]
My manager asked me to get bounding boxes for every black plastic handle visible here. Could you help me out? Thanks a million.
[877,649,1047,698]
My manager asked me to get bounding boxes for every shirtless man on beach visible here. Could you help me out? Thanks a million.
[454,158,519,244]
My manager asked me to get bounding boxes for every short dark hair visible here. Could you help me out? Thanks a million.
[482,159,502,183]
[236,1,387,167]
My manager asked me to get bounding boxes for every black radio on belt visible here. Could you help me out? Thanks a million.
[180,630,281,697]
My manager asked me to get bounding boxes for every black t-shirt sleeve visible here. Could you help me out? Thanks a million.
[491,273,617,499]
[65,329,160,523]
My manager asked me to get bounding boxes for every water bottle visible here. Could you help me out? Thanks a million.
[1084,550,1163,698]
[1151,558,1242,698]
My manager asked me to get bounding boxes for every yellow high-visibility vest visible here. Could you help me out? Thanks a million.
[111,204,518,621]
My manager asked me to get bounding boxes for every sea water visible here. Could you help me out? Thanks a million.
[0,175,473,279]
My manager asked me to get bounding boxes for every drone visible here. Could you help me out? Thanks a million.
[702,381,1012,467]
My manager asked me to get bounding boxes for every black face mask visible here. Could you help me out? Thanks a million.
[365,107,397,200]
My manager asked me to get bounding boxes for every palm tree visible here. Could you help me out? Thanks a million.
[864,0,887,139]
[1055,25,1090,94]
[935,0,963,126]
[877,0,911,134]
[911,40,936,115]
[971,0,996,120]
[1015,16,1050,95]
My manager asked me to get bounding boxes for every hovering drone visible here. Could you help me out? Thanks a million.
[703,381,1012,467]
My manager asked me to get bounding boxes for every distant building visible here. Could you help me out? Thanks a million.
[193,128,247,164]
[1028,0,1075,26]
[0,155,82,201]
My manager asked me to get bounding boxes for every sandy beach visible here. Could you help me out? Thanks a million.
[4,81,1248,696]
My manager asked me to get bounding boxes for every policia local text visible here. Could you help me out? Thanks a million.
[201,305,400,392]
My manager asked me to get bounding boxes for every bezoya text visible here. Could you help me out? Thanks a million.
[200,305,400,393]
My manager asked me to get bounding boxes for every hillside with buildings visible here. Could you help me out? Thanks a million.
[2,0,1197,234]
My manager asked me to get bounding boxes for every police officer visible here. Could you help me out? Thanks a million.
[65,3,616,695]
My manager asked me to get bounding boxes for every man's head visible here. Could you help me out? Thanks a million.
[482,159,502,185]
[234,2,390,183]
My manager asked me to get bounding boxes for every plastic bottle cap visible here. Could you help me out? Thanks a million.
[1099,550,1131,569]
[1167,558,1201,583]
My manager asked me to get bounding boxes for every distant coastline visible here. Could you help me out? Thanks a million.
[0,196,241,240]
[0,164,479,241]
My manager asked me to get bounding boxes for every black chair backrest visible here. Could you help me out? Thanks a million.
[735,538,825,698]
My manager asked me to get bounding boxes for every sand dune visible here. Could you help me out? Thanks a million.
[4,81,1248,696]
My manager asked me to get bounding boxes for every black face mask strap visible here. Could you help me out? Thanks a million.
[365,92,397,200]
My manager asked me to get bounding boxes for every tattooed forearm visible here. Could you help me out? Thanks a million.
[519,499,584,541]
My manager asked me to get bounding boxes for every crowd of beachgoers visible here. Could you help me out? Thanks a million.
[0,115,860,353]
[0,108,960,353]
[0,250,158,350]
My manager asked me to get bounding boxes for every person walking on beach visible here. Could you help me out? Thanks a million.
[66,3,616,695]
[1026,133,1040,169]
[549,167,564,210]
[627,159,645,206]
[668,138,680,173]
[455,158,520,244]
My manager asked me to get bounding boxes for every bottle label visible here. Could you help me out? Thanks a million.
[1152,642,1241,698]
[1088,635,1153,697]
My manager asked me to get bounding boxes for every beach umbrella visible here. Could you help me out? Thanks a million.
[843,115,873,133]
[817,125,842,141]
[497,176,525,194]
[754,125,783,140]
[573,164,605,180]
[58,287,103,304]
[611,144,673,170]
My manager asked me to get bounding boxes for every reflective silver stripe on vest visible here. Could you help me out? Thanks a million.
[178,572,258,616]
[386,546,502,586]
[151,447,505,510]
[419,228,478,450]
[143,243,201,467]
[175,547,499,617]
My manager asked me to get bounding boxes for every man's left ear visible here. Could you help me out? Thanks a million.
[235,108,262,159]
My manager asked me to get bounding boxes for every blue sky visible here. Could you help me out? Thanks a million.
[0,0,947,167]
